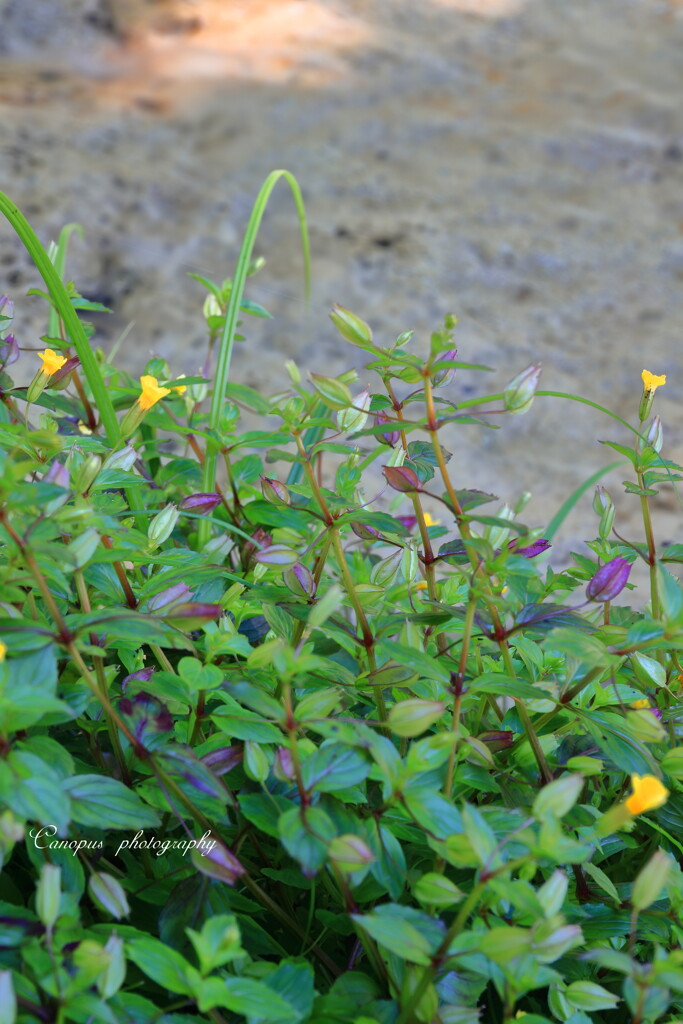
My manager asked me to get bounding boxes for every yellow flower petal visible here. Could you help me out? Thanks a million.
[641,369,666,394]
[423,513,441,527]
[137,375,171,412]
[414,581,429,591]
[0,641,6,663]
[39,348,67,377]
[631,698,651,710]
[625,773,669,816]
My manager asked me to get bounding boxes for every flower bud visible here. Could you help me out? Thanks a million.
[370,548,403,587]
[203,293,223,321]
[586,557,632,602]
[44,460,70,489]
[283,562,316,599]
[532,774,583,820]
[0,333,18,368]
[88,872,131,919]
[376,411,400,446]
[329,304,374,350]
[310,373,354,410]
[253,544,299,568]
[148,582,191,612]
[102,444,138,472]
[401,542,419,583]
[204,532,233,562]
[179,492,222,515]
[188,377,208,404]
[383,465,421,493]
[350,521,382,542]
[507,537,551,558]
[483,504,515,548]
[593,485,615,540]
[431,347,458,387]
[414,872,463,908]
[0,296,14,336]
[74,454,102,494]
[638,415,663,454]
[273,747,296,782]
[328,834,375,873]
[243,741,270,782]
[387,699,445,737]
[385,445,406,468]
[504,364,542,415]
[337,389,370,433]
[148,504,180,549]
[192,838,245,885]
[632,849,672,911]
[284,359,301,385]
[66,527,101,569]
[201,745,243,775]
[36,863,61,930]
[98,934,126,999]
[260,476,291,506]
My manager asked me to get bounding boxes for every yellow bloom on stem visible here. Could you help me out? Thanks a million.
[0,641,6,662]
[39,349,67,377]
[631,698,651,710]
[414,580,428,591]
[423,513,441,527]
[626,774,669,816]
[137,375,171,411]
[641,370,666,393]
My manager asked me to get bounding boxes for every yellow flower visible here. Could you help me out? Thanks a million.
[625,774,669,816]
[137,375,171,411]
[642,370,666,393]
[414,580,429,591]
[0,641,6,663]
[39,349,67,377]
[631,698,651,710]
[423,513,441,527]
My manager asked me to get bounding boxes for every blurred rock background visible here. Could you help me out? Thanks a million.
[1,0,682,562]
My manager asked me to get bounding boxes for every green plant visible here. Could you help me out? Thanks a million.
[0,177,681,1024]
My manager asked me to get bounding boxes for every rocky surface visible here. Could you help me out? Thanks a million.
[1,0,683,563]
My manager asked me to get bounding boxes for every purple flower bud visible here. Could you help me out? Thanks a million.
[161,603,222,626]
[383,465,421,493]
[43,461,70,489]
[283,562,316,599]
[396,514,418,532]
[179,492,222,514]
[260,476,291,506]
[50,355,80,385]
[508,537,551,558]
[376,412,400,446]
[352,520,385,544]
[193,838,245,885]
[431,347,458,387]
[273,747,295,782]
[0,333,19,367]
[148,582,191,611]
[121,667,155,692]
[586,557,632,602]
[200,746,243,775]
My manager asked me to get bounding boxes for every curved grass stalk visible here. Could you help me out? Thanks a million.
[47,222,84,340]
[198,171,310,546]
[0,192,119,444]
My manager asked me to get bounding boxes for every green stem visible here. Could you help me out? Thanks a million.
[0,192,118,443]
[638,470,660,619]
[199,171,310,547]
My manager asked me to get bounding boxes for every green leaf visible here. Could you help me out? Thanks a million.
[126,936,198,996]
[63,775,160,829]
[198,976,298,1019]
[300,744,371,794]
[351,905,438,966]
[278,806,336,875]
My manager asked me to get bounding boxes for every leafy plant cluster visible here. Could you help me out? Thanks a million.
[0,176,682,1024]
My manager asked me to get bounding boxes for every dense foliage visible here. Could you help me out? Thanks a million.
[0,181,681,1024]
